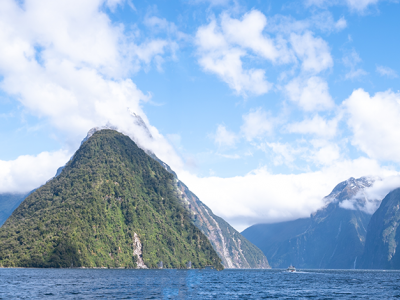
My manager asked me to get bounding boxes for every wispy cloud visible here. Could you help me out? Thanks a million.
[212,124,238,147]
[342,49,368,79]
[376,65,398,78]
[241,108,274,141]
[305,0,381,13]
[285,76,335,111]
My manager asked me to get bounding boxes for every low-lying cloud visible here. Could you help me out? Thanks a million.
[0,150,70,194]
[179,157,398,231]
[340,175,400,214]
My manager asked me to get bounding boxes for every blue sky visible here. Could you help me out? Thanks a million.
[1,0,400,230]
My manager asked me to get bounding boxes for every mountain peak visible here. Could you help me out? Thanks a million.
[324,176,375,206]
[0,129,223,269]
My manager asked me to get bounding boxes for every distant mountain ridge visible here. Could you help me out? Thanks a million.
[0,193,29,226]
[242,177,374,269]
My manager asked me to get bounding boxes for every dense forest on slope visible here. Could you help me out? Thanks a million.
[0,130,222,269]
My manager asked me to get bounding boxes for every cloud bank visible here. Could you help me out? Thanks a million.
[180,158,398,231]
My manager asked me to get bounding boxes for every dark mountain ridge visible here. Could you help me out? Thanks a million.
[0,193,29,226]
[359,188,400,269]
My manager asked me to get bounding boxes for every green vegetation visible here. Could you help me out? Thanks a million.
[0,130,223,269]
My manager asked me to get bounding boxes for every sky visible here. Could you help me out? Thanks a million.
[0,0,400,231]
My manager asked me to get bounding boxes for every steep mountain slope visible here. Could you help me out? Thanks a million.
[242,177,373,268]
[360,188,400,269]
[0,130,222,269]
[241,218,312,268]
[0,193,29,226]
[84,124,270,269]
[143,149,269,268]
[175,180,269,268]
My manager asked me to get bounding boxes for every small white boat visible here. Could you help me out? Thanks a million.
[287,265,296,272]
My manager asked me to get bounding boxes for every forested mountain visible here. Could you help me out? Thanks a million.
[359,188,400,269]
[85,122,269,269]
[0,130,223,269]
[242,177,373,269]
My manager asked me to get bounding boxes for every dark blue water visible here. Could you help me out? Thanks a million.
[1,269,400,299]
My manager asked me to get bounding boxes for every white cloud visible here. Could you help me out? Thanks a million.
[264,142,302,166]
[376,65,398,78]
[195,10,335,97]
[191,0,231,6]
[266,12,346,34]
[285,76,335,111]
[340,175,400,214]
[195,17,272,96]
[179,157,396,231]
[305,0,381,13]
[360,175,400,204]
[0,0,185,192]
[343,49,368,79]
[345,68,368,79]
[241,108,274,141]
[344,89,400,162]
[312,141,341,166]
[130,39,169,65]
[197,46,272,96]
[0,150,71,194]
[335,16,348,30]
[346,0,380,12]
[290,31,333,73]
[262,138,342,168]
[218,153,241,159]
[220,11,281,62]
[213,124,238,147]
[287,114,339,138]
[144,15,189,42]
[105,0,126,12]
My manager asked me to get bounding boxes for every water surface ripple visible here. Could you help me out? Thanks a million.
[1,269,399,299]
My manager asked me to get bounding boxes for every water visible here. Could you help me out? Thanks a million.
[1,268,400,299]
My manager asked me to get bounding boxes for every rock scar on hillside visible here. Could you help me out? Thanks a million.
[133,233,148,269]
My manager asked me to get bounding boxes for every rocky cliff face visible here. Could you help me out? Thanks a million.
[147,153,270,269]
[175,181,270,269]
[242,177,373,269]
[359,188,400,269]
